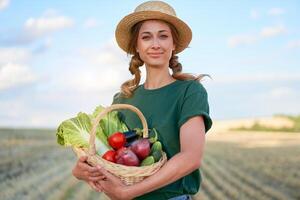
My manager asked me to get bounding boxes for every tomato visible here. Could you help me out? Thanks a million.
[102,150,117,163]
[108,132,126,149]
[115,146,127,159]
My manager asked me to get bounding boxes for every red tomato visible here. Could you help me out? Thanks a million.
[108,132,126,149]
[102,150,116,163]
[115,146,127,159]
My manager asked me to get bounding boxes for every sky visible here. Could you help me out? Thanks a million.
[0,0,300,128]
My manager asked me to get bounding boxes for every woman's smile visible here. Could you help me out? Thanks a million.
[147,52,163,58]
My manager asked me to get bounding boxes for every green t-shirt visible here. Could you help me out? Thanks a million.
[112,79,212,200]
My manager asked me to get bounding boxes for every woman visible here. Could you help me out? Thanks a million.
[72,1,212,200]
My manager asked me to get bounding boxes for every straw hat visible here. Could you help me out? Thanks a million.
[115,1,192,54]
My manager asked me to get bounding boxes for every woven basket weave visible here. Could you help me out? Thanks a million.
[73,103,167,185]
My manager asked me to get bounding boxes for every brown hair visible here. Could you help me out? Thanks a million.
[120,20,207,98]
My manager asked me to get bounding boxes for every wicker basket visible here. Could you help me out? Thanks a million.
[73,103,167,185]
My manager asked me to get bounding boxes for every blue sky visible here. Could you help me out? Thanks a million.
[0,0,299,128]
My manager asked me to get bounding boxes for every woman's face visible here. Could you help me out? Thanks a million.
[136,20,175,68]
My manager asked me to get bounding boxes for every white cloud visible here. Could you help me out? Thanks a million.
[228,34,258,48]
[0,0,9,10]
[84,18,98,28]
[287,39,300,49]
[260,25,286,38]
[0,10,74,45]
[0,48,31,64]
[24,14,74,37]
[0,40,133,126]
[228,24,287,47]
[208,73,300,85]
[0,48,37,90]
[61,39,131,92]
[269,87,295,98]
[268,8,285,16]
[0,63,37,90]
[250,9,259,19]
[0,97,72,128]
[255,86,300,116]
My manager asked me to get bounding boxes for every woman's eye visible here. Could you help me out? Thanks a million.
[160,35,168,39]
[142,36,150,40]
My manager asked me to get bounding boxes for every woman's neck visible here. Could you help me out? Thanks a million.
[144,64,176,89]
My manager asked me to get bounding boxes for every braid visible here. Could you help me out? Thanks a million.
[121,54,144,98]
[129,55,143,75]
[169,53,182,74]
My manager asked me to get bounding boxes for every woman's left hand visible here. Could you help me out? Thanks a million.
[94,165,133,200]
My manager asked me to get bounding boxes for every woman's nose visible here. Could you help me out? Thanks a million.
[151,38,160,49]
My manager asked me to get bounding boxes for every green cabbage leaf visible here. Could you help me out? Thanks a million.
[56,112,110,155]
[56,105,129,155]
[92,105,129,137]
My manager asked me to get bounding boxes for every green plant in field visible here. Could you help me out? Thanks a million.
[231,114,300,132]
[285,115,300,132]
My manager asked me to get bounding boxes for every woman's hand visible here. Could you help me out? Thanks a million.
[72,156,106,191]
[96,165,133,200]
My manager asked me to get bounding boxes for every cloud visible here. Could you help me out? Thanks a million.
[269,87,295,98]
[0,97,71,128]
[0,39,133,127]
[83,18,98,28]
[0,10,74,45]
[260,24,286,38]
[250,9,259,20]
[287,39,300,49]
[0,48,37,90]
[208,73,300,85]
[56,39,131,93]
[24,14,73,37]
[0,47,31,64]
[24,16,73,37]
[255,86,300,115]
[268,8,285,16]
[0,0,9,10]
[0,63,37,90]
[228,34,258,48]
[228,24,287,47]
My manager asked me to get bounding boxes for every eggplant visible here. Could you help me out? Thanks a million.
[124,130,139,147]
[123,130,138,140]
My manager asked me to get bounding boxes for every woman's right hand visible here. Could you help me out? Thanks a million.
[72,156,106,191]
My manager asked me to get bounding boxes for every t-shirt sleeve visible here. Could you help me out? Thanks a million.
[178,81,212,133]
[111,92,121,105]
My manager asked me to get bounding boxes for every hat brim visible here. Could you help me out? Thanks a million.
[115,11,192,54]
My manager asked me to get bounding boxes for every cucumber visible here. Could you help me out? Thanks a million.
[151,150,162,162]
[141,156,155,166]
[150,141,162,154]
[148,128,158,143]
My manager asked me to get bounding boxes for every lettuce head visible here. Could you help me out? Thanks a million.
[92,105,129,137]
[56,105,130,155]
[56,112,111,155]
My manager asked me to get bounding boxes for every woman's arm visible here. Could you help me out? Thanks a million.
[98,115,206,200]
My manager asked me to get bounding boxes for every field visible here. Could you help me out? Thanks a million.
[1,123,300,200]
[195,131,300,200]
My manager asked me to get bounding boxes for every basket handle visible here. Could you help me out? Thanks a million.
[89,104,148,155]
